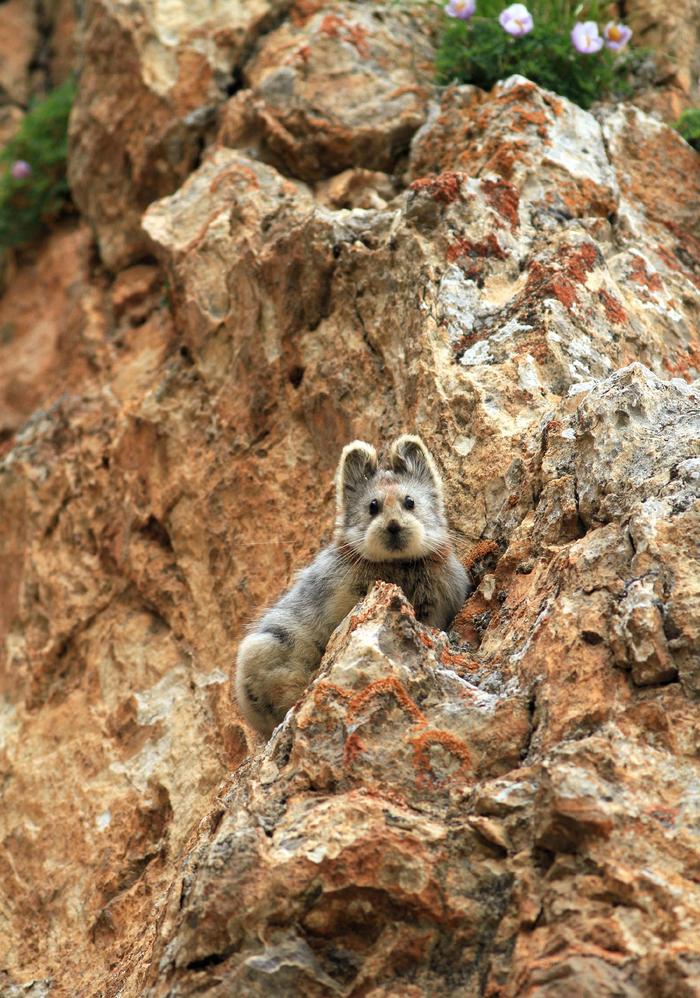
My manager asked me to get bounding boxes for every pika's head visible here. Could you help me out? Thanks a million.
[335,435,449,562]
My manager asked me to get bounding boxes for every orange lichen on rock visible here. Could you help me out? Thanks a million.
[558,242,600,281]
[513,331,551,363]
[627,254,663,292]
[318,13,346,39]
[598,288,627,325]
[311,680,353,710]
[446,233,506,265]
[348,677,426,724]
[481,177,520,230]
[409,171,464,204]
[526,261,579,310]
[437,645,479,673]
[476,140,530,181]
[511,106,550,138]
[416,629,437,651]
[663,341,700,380]
[410,729,473,786]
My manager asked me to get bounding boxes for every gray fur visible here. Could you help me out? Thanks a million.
[235,435,473,736]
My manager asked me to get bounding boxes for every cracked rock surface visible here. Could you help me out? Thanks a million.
[1,2,700,995]
[144,365,700,997]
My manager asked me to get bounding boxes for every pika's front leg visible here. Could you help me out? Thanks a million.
[412,556,473,631]
[235,631,316,737]
[413,598,441,628]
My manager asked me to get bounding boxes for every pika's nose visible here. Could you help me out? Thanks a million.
[386,520,402,535]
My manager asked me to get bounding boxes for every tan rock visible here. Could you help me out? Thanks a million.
[315,168,397,210]
[144,585,531,995]
[45,0,79,86]
[110,263,163,321]
[409,78,618,219]
[0,0,37,105]
[626,0,700,103]
[68,0,291,270]
[0,105,24,148]
[220,3,435,181]
[0,224,98,440]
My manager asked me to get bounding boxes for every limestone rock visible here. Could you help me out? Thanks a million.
[409,78,618,220]
[219,2,435,181]
[315,168,397,210]
[45,0,80,88]
[68,0,291,270]
[0,225,99,440]
[626,0,700,106]
[0,105,25,147]
[146,442,700,992]
[408,80,700,393]
[145,584,531,995]
[0,0,38,106]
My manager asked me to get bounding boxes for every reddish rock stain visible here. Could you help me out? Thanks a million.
[319,13,345,38]
[291,0,326,25]
[343,732,367,765]
[317,14,369,56]
[411,729,473,786]
[481,178,520,230]
[437,645,479,673]
[348,677,426,724]
[410,172,463,204]
[598,289,627,325]
[663,342,700,380]
[628,255,663,292]
[526,262,579,310]
[446,233,505,264]
[558,242,599,282]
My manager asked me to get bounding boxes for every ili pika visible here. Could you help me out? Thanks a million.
[235,435,472,736]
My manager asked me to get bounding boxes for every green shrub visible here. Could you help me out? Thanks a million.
[0,78,76,250]
[675,108,700,151]
[435,2,635,110]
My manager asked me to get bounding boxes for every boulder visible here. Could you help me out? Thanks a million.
[219,2,435,181]
[68,0,291,269]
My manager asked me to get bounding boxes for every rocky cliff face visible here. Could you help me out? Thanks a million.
[1,3,700,997]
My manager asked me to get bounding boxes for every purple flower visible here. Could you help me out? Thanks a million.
[499,4,534,38]
[571,21,604,54]
[444,0,476,20]
[10,160,32,180]
[603,21,632,51]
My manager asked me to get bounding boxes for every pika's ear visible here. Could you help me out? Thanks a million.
[389,434,443,497]
[336,440,378,513]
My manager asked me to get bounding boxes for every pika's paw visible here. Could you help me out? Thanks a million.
[235,632,308,737]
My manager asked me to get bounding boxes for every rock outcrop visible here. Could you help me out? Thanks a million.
[626,0,700,117]
[1,3,700,996]
[0,0,76,144]
[220,2,435,182]
[68,0,291,270]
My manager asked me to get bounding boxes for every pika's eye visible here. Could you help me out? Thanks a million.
[404,496,415,510]
[369,499,380,516]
